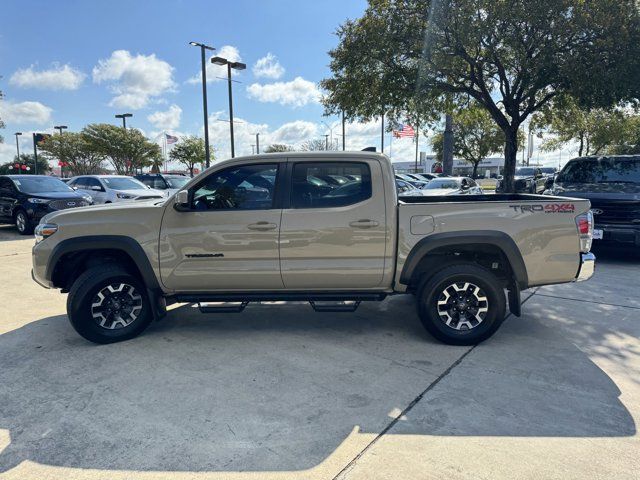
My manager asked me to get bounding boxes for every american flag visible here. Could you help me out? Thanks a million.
[165,133,178,144]
[393,124,415,138]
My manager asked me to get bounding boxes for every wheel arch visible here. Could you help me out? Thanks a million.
[46,235,160,291]
[400,231,529,291]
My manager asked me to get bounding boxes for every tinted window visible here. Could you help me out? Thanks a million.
[0,178,14,191]
[192,164,278,211]
[165,176,190,189]
[12,176,74,194]
[558,157,640,184]
[516,167,535,176]
[291,162,371,208]
[85,178,103,189]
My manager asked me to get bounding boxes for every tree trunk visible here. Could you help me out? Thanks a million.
[442,114,454,175]
[472,161,479,179]
[502,127,519,193]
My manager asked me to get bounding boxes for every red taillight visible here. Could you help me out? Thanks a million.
[577,217,590,235]
[576,212,594,253]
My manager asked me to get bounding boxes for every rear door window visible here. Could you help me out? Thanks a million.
[290,162,371,208]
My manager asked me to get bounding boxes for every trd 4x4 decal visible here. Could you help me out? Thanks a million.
[509,204,576,214]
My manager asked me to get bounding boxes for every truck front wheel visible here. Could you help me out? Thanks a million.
[67,266,153,344]
[416,264,506,346]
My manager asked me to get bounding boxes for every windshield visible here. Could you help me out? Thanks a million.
[164,176,190,189]
[558,157,640,184]
[540,168,556,174]
[102,177,148,190]
[12,176,74,194]
[424,179,461,190]
[516,167,535,176]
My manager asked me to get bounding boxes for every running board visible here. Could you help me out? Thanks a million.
[309,301,361,313]
[198,301,248,313]
[176,291,387,303]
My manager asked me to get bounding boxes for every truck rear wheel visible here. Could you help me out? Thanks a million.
[416,264,506,346]
[67,266,153,344]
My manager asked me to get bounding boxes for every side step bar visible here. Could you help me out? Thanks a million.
[309,301,361,313]
[198,301,248,313]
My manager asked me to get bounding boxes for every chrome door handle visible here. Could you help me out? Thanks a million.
[247,222,278,231]
[349,219,379,229]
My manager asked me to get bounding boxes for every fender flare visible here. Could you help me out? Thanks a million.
[399,231,529,289]
[45,235,160,291]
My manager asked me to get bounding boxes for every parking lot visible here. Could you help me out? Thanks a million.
[0,224,638,480]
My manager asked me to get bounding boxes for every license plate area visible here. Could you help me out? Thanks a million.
[593,229,604,240]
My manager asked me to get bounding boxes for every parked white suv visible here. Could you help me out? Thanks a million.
[67,175,166,204]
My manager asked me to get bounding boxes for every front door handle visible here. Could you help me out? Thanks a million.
[349,219,379,229]
[247,221,278,231]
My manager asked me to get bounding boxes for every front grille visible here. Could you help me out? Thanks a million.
[49,199,89,211]
[591,200,640,225]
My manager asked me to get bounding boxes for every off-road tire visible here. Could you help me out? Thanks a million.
[416,264,506,346]
[67,266,153,344]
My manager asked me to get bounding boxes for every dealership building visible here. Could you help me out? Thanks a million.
[393,155,506,178]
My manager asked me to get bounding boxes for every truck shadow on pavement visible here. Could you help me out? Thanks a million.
[0,289,635,474]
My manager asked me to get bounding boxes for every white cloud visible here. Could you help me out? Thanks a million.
[252,53,285,79]
[0,101,52,125]
[147,104,182,131]
[270,120,318,144]
[92,50,176,109]
[186,45,242,84]
[9,63,86,90]
[247,77,321,107]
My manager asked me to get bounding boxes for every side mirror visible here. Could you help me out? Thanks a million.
[72,186,78,190]
[173,190,190,211]
[461,184,470,190]
[90,185,103,192]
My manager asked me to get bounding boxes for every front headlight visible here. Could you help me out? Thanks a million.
[34,223,58,244]
[116,193,135,199]
[28,198,49,204]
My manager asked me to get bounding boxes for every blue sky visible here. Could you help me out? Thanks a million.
[0,0,567,166]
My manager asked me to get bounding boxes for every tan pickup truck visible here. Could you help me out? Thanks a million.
[32,152,595,345]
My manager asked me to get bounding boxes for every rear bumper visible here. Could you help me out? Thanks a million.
[576,252,596,282]
[594,223,640,246]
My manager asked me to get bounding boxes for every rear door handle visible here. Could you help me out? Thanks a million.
[247,222,278,231]
[349,219,379,229]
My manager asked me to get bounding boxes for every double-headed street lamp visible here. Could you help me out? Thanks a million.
[211,56,246,158]
[14,132,22,158]
[115,113,132,129]
[54,125,68,135]
[190,41,215,168]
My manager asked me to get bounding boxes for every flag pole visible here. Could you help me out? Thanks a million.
[414,118,419,173]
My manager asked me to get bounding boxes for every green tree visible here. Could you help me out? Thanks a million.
[82,124,161,175]
[321,0,640,192]
[169,136,207,177]
[431,106,505,178]
[38,132,105,176]
[538,98,632,157]
[300,139,338,151]
[264,144,294,153]
[0,153,51,175]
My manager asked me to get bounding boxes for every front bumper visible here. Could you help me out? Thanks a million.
[576,252,596,282]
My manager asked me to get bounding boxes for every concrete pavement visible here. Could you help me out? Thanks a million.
[0,226,638,479]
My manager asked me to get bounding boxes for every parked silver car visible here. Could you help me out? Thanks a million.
[67,175,166,204]
[420,177,484,196]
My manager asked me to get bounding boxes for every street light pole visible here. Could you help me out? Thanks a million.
[342,111,346,151]
[115,113,132,129]
[14,132,22,159]
[189,42,216,168]
[324,134,330,150]
[54,125,68,135]
[255,133,260,154]
[212,56,246,158]
[54,126,68,177]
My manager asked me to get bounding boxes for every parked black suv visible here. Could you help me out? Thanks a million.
[496,166,546,193]
[547,155,640,247]
[0,175,93,235]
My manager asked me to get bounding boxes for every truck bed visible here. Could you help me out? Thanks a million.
[395,194,591,291]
